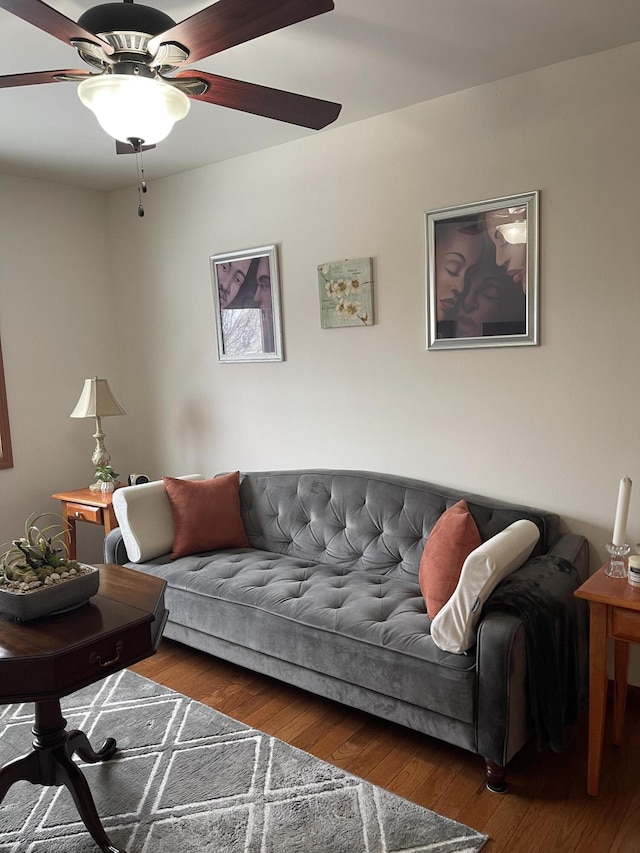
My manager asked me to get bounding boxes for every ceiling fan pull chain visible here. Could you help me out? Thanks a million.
[134,144,147,218]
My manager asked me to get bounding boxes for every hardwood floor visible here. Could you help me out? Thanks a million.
[131,639,640,852]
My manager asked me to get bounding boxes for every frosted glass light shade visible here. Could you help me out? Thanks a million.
[78,75,190,145]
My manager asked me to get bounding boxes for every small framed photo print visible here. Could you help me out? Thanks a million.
[426,191,539,350]
[210,245,283,362]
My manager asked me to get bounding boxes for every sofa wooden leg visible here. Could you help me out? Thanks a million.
[484,758,507,793]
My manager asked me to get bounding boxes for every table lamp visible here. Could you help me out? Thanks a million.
[70,377,125,491]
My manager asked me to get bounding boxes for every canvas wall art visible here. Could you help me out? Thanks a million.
[318,257,374,328]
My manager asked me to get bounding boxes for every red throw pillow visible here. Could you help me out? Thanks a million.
[419,500,481,619]
[163,472,250,559]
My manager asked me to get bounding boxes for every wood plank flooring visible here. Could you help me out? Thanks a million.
[131,639,640,852]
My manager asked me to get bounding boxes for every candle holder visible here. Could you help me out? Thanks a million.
[605,543,630,578]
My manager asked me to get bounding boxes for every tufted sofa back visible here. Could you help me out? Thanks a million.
[238,470,559,578]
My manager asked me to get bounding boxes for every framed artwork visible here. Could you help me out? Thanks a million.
[210,245,283,362]
[0,338,12,470]
[425,191,539,350]
[317,257,374,328]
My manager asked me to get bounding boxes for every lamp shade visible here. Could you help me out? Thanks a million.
[77,75,190,145]
[70,378,126,419]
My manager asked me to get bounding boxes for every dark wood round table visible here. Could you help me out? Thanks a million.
[0,564,167,853]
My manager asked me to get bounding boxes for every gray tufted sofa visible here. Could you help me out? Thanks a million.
[104,469,589,791]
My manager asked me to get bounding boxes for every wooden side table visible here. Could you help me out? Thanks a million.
[52,487,122,561]
[575,565,640,795]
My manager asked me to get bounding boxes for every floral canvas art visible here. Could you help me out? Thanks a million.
[318,257,374,328]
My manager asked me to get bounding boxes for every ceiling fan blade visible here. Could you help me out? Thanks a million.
[173,70,341,130]
[0,0,113,53]
[149,0,334,65]
[0,69,91,88]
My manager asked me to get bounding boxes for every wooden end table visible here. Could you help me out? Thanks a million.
[52,487,123,561]
[0,564,167,853]
[574,564,640,795]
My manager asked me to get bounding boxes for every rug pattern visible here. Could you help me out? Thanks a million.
[0,670,487,852]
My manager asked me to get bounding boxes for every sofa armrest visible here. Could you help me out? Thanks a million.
[475,610,528,766]
[479,547,589,760]
[104,528,130,565]
[548,533,589,582]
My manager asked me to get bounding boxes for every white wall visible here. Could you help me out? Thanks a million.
[107,41,640,681]
[0,174,126,561]
[107,41,640,565]
[3,42,640,676]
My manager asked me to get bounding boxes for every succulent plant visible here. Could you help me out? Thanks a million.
[94,465,119,483]
[0,513,81,586]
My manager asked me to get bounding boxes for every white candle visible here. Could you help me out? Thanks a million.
[612,476,632,546]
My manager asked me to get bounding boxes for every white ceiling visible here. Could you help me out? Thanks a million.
[2,0,640,192]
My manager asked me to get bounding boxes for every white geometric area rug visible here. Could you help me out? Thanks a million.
[0,669,488,852]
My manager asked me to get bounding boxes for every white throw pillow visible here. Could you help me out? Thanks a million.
[112,474,205,562]
[430,519,540,654]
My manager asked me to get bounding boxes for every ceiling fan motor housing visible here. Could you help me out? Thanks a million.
[76,2,180,69]
[77,2,176,39]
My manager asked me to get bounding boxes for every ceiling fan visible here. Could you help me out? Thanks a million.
[0,0,342,152]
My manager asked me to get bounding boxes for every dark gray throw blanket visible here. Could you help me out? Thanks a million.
[485,555,589,752]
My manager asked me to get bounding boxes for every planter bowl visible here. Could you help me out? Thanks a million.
[0,565,100,621]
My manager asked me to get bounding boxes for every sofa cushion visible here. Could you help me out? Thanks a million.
[419,500,481,619]
[164,472,250,559]
[113,474,205,562]
[128,548,477,726]
[430,519,540,654]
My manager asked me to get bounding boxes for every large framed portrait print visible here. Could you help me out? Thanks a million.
[426,192,539,350]
[210,244,283,362]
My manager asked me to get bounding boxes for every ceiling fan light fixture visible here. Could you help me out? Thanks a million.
[77,74,189,145]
